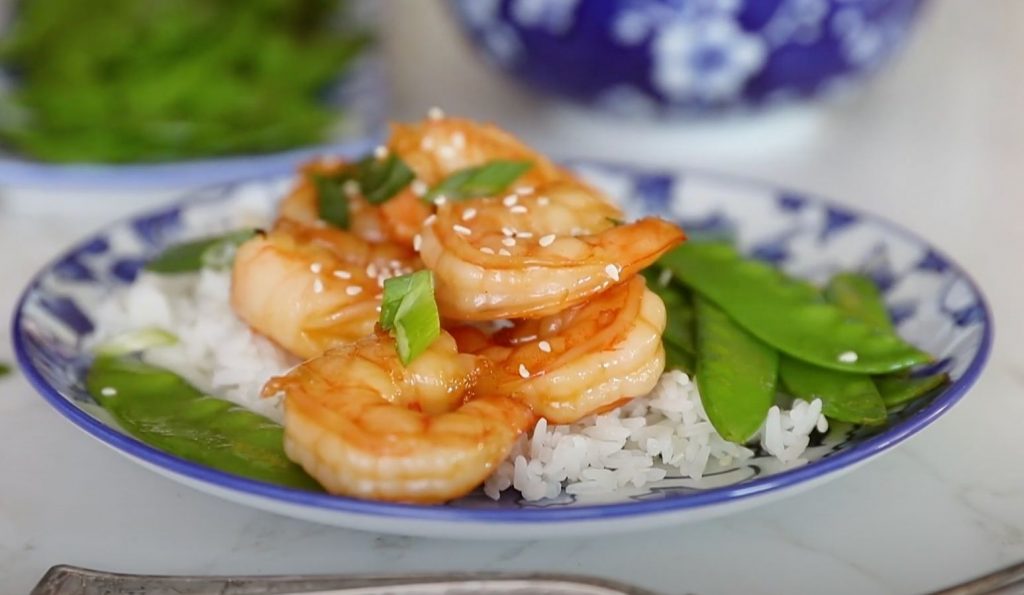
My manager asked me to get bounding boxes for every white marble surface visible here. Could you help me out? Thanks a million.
[1,1,1022,593]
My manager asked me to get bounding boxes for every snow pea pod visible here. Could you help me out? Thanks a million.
[664,341,695,375]
[875,373,950,408]
[659,243,930,374]
[643,268,696,357]
[695,296,778,443]
[87,356,321,491]
[824,273,893,331]
[779,356,887,425]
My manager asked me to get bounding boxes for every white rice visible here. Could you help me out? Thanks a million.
[90,191,828,500]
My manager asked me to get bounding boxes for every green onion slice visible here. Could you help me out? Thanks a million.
[424,159,532,202]
[379,270,441,365]
[94,327,179,357]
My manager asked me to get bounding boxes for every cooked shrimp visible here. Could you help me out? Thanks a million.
[263,332,535,503]
[449,276,667,424]
[231,220,420,359]
[418,182,685,320]
[388,116,568,188]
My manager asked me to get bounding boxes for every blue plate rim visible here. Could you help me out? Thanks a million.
[10,161,994,524]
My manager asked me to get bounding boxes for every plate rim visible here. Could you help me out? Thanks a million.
[10,161,994,524]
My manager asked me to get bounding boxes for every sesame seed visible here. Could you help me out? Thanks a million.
[502,195,518,207]
[838,351,859,363]
[439,146,456,160]
[538,340,552,353]
[516,186,535,195]
[411,180,428,196]
[101,387,117,397]
[342,180,361,197]
[453,224,472,236]
[333,270,352,279]
[366,263,378,278]
[539,234,556,247]
[480,246,495,255]
[309,262,322,274]
[346,286,363,296]
[433,195,448,206]
[374,293,383,299]
[658,268,673,287]
[421,137,435,150]
[501,226,516,237]
[428,106,445,120]
[571,227,584,237]
[515,231,534,238]
[462,208,477,221]
[375,305,382,312]
[499,248,512,256]
[452,132,466,148]
[313,278,324,294]
[537,197,550,206]
[413,234,422,251]
[518,364,530,379]
[389,259,402,267]
[374,145,389,159]
[502,237,516,247]
[424,214,437,226]
[510,205,528,214]
[605,264,621,281]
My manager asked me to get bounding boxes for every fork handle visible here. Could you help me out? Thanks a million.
[31,565,657,595]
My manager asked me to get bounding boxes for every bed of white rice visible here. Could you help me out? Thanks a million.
[90,196,828,501]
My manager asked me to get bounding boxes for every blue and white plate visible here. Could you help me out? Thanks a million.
[11,161,991,538]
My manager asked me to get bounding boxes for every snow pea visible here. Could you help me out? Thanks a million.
[875,373,950,408]
[664,341,695,375]
[779,356,887,425]
[643,268,697,358]
[695,296,778,443]
[824,273,893,331]
[87,356,321,490]
[659,243,930,374]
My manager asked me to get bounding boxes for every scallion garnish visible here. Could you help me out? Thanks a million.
[314,174,350,229]
[424,159,532,202]
[355,154,415,205]
[379,270,440,365]
[145,229,257,274]
[94,327,179,357]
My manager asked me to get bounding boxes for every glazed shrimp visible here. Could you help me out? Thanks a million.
[418,182,685,320]
[450,276,668,424]
[231,220,420,359]
[263,332,535,503]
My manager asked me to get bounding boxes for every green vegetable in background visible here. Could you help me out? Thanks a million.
[779,357,887,425]
[424,160,532,202]
[379,270,441,365]
[145,229,257,274]
[87,356,321,490]
[0,362,11,378]
[695,296,778,443]
[659,243,931,374]
[0,0,371,162]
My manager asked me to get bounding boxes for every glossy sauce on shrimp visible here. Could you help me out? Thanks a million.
[263,332,535,503]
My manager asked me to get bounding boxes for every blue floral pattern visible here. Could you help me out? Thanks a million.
[448,0,923,115]
[12,162,990,523]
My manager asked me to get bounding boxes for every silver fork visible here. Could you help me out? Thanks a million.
[31,562,1024,595]
[30,565,658,595]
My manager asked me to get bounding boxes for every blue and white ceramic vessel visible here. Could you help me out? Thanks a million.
[448,0,923,116]
[12,161,990,538]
